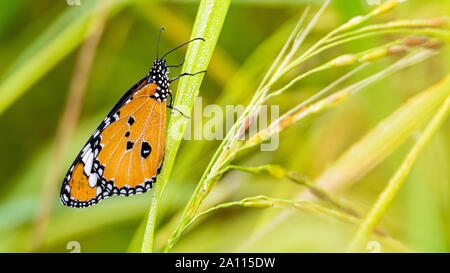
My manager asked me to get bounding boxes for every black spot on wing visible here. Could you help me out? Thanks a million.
[141,141,151,159]
[126,141,134,150]
[128,116,135,125]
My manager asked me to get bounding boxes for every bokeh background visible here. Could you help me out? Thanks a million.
[0,0,449,253]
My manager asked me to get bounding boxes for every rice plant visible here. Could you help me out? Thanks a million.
[0,0,449,253]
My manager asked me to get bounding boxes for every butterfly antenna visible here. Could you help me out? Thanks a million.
[156,26,165,60]
[161,37,205,60]
[167,58,185,68]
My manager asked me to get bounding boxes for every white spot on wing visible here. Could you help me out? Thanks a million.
[88,173,98,188]
[84,152,94,175]
[82,149,92,164]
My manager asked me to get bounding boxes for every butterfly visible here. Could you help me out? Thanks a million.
[60,28,204,208]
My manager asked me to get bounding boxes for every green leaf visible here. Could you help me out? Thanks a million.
[140,0,231,253]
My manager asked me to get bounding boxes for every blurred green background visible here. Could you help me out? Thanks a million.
[0,0,449,253]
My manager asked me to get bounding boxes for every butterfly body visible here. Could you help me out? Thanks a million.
[60,60,170,208]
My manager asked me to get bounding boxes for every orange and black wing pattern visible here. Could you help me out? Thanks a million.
[61,60,171,208]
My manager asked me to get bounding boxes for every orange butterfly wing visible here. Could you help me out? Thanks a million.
[98,83,166,196]
[60,80,166,208]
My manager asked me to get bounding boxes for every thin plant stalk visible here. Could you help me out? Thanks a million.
[215,164,360,217]
[325,17,449,45]
[170,195,406,252]
[258,5,311,91]
[349,85,450,252]
[140,0,231,253]
[244,50,436,150]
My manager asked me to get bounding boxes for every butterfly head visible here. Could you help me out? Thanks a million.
[147,59,170,90]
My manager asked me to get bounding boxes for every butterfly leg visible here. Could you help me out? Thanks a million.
[167,70,206,118]
[167,93,190,119]
[169,70,206,83]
